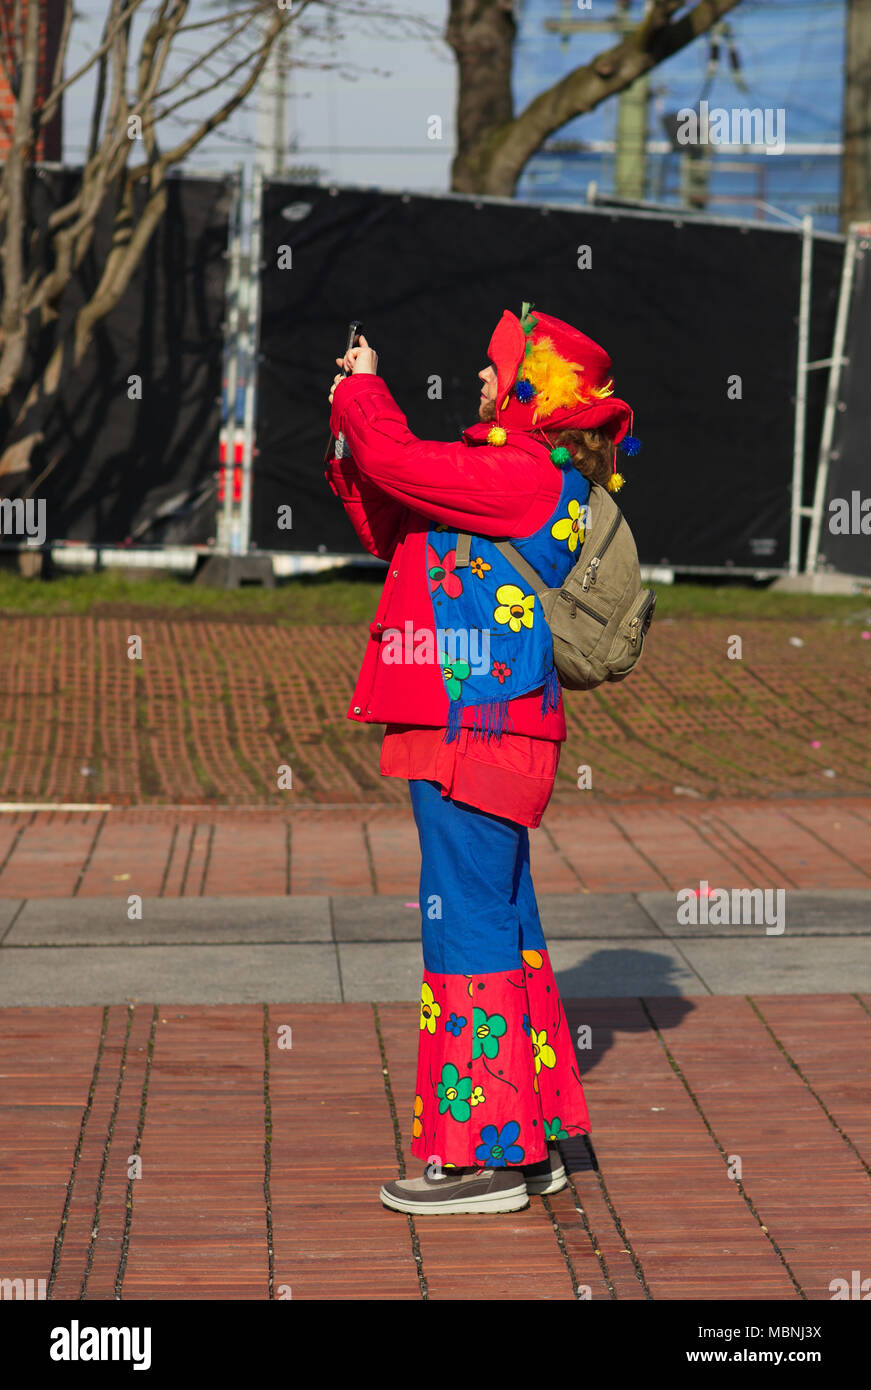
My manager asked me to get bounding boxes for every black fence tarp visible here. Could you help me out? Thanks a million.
[817,237,871,578]
[0,167,231,546]
[255,183,844,569]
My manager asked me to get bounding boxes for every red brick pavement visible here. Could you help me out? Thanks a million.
[1,615,869,805]
[1,994,869,1300]
[1,797,869,897]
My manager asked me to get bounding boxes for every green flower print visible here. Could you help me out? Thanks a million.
[440,653,471,701]
[472,1007,507,1061]
[543,1116,570,1141]
[437,1063,473,1121]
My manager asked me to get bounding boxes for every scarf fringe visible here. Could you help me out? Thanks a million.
[444,698,464,744]
[443,694,513,745]
[443,673,560,745]
[540,666,560,716]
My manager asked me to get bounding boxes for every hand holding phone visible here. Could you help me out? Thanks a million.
[336,333,378,377]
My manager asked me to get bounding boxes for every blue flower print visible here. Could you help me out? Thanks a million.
[475,1121,525,1167]
[445,1012,467,1037]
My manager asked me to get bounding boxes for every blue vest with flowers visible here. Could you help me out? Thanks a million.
[426,463,591,743]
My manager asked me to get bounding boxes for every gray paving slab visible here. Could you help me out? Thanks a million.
[332,896,421,941]
[0,900,23,934]
[0,944,341,1005]
[638,890,871,937]
[338,942,425,1001]
[676,937,871,994]
[540,893,661,937]
[6,895,332,945]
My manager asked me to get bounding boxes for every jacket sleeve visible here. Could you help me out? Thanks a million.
[324,444,409,562]
[330,374,556,537]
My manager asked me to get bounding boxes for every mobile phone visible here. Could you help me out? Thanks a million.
[342,320,363,374]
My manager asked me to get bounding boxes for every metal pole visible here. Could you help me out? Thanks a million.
[805,224,859,573]
[219,163,243,554]
[238,163,263,559]
[788,214,814,576]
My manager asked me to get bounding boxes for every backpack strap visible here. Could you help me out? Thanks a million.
[492,540,550,601]
[454,531,472,568]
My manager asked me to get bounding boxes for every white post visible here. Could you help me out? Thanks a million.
[219,164,243,554]
[238,164,263,559]
[805,226,859,574]
[788,214,813,576]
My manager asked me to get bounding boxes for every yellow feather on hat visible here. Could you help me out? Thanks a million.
[521,336,615,425]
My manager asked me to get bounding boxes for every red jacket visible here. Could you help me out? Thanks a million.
[325,373,567,740]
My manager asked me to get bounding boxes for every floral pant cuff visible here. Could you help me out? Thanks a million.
[411,948,591,1169]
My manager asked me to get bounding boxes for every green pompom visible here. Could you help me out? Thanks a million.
[550,446,572,467]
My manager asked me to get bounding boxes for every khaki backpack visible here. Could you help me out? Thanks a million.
[457,482,656,691]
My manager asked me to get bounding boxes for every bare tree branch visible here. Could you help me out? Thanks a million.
[0,0,40,397]
[48,0,76,108]
[37,0,150,131]
[141,7,287,170]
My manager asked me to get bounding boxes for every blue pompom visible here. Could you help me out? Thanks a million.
[620,434,642,455]
[514,378,536,403]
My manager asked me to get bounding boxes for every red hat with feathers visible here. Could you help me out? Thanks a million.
[486,303,639,491]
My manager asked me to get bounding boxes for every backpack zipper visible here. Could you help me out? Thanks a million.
[560,591,607,624]
[581,509,622,590]
[629,591,657,645]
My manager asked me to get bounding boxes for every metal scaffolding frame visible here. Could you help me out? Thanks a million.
[803,224,863,575]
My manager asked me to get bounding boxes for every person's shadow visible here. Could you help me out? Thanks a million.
[554,948,695,1178]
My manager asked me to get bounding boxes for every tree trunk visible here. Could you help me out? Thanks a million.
[842,0,871,229]
[447,0,516,193]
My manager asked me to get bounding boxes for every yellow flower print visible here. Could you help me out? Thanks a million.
[530,1026,556,1074]
[469,1085,486,1107]
[493,583,535,633]
[412,1094,424,1138]
[470,556,492,579]
[420,982,441,1034]
[551,498,587,552]
[464,975,474,997]
[522,950,543,970]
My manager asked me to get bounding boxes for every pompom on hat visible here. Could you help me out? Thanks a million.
[485,302,639,490]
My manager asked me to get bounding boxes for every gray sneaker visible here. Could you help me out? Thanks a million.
[523,1145,567,1195]
[380,1165,528,1215]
